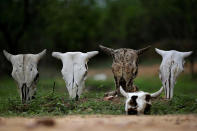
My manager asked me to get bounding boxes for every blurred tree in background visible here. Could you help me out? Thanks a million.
[0,0,196,75]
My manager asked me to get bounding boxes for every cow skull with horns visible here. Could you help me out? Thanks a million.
[155,48,192,100]
[120,86,163,115]
[3,49,46,103]
[52,51,98,100]
[99,45,151,96]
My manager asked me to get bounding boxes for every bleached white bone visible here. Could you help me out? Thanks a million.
[52,51,98,99]
[155,48,192,99]
[3,49,46,103]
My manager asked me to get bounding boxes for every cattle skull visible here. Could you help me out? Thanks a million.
[120,86,163,115]
[52,51,98,100]
[155,48,192,99]
[3,49,46,103]
[99,45,151,96]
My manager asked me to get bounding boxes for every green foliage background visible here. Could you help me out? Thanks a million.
[0,0,197,52]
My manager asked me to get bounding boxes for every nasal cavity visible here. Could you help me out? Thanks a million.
[22,83,26,87]
[119,77,126,87]
[128,108,138,115]
[75,94,79,101]
[34,73,39,82]
[21,83,27,103]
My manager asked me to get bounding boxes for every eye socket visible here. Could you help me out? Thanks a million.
[34,73,39,82]
[136,59,139,66]
[85,64,88,70]
[132,95,138,101]
[182,61,185,67]
[129,95,138,107]
[145,94,151,102]
[133,69,138,77]
[81,70,88,81]
[83,70,88,78]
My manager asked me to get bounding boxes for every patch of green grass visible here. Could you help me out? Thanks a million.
[151,95,197,114]
[134,74,197,96]
[0,92,124,117]
[0,74,197,117]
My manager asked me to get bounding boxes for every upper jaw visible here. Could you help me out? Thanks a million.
[19,83,36,103]
[162,80,175,99]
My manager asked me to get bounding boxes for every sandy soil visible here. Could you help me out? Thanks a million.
[0,115,197,131]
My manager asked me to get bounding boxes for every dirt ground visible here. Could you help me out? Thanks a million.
[0,115,197,131]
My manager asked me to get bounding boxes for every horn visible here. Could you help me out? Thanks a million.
[52,52,63,60]
[181,51,193,58]
[3,50,14,63]
[151,86,163,98]
[35,49,46,62]
[86,51,99,60]
[136,45,151,55]
[120,86,129,98]
[99,45,114,56]
[155,48,167,57]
